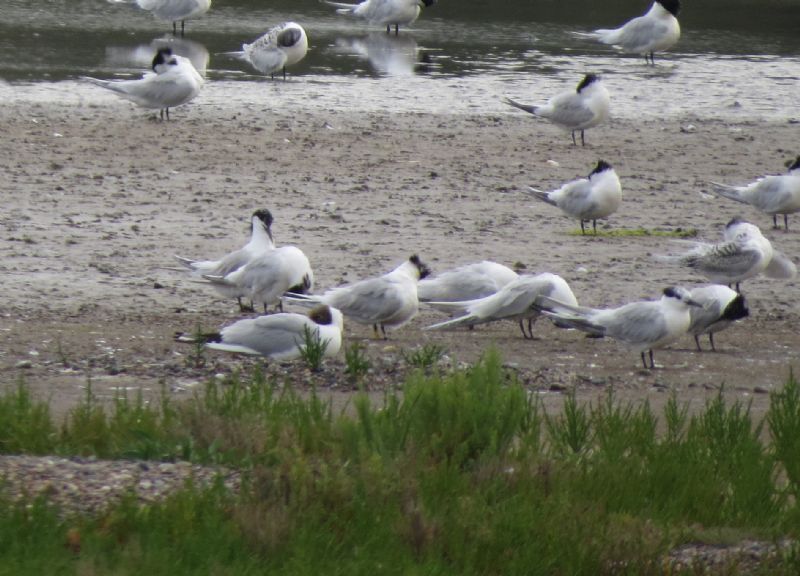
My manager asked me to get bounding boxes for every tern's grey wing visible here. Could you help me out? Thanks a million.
[325,278,405,324]
[220,314,311,358]
[685,242,761,278]
[138,0,203,21]
[245,44,287,74]
[750,178,797,213]
[418,271,498,302]
[688,301,722,335]
[600,304,668,346]
[615,17,668,52]
[554,180,595,217]
[208,248,251,277]
[540,93,594,128]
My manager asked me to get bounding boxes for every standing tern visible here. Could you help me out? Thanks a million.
[176,305,343,361]
[657,218,796,291]
[284,254,431,338]
[540,286,701,369]
[108,0,211,35]
[424,273,578,339]
[223,22,308,80]
[575,0,681,64]
[204,245,314,313]
[322,0,436,34]
[174,209,274,311]
[711,156,800,231]
[417,261,519,303]
[525,160,622,234]
[687,285,749,351]
[503,74,610,146]
[82,47,203,120]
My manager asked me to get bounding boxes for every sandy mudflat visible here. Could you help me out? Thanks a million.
[0,79,798,419]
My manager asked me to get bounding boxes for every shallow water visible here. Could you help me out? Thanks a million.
[1,0,799,120]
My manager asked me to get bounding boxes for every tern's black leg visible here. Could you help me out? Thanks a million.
[580,130,586,146]
[571,130,577,146]
[773,214,779,229]
[648,349,655,369]
[527,318,534,339]
[381,324,388,340]
[181,20,185,36]
[386,24,391,33]
[592,219,598,234]
[785,214,789,231]
[735,282,741,293]
[395,24,399,35]
[694,334,702,352]
[518,319,527,339]
[580,220,586,235]
[709,332,716,352]
[173,21,177,35]
[641,352,648,369]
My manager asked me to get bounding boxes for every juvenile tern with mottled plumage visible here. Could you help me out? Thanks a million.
[574,0,681,64]
[711,156,800,231]
[503,74,610,146]
[424,273,578,340]
[525,160,622,234]
[540,286,701,369]
[284,254,430,338]
[222,22,308,79]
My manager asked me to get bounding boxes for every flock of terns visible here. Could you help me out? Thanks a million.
[78,0,799,369]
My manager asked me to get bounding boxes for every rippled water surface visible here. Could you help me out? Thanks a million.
[1,0,798,119]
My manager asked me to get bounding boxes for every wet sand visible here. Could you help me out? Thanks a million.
[1,79,798,419]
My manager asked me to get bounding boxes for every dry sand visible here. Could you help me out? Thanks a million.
[1,80,799,420]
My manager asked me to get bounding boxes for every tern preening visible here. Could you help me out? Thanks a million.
[711,156,800,231]
[176,305,343,360]
[540,286,701,369]
[223,22,308,80]
[525,160,622,234]
[575,0,681,64]
[285,254,430,338]
[504,74,610,146]
[175,209,274,311]
[657,218,797,292]
[687,285,749,352]
[82,47,203,120]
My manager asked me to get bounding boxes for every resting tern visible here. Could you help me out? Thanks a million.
[223,22,308,80]
[525,160,622,234]
[176,305,343,361]
[425,273,578,339]
[174,209,274,310]
[322,0,436,34]
[657,218,796,291]
[417,261,519,303]
[575,0,681,64]
[82,47,203,120]
[687,285,749,351]
[285,254,430,338]
[711,156,800,231]
[504,74,610,146]
[108,0,211,35]
[541,286,701,369]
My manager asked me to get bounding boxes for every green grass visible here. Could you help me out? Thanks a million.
[1,354,799,574]
[567,227,699,238]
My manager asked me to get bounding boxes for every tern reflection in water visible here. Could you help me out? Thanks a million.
[104,36,209,77]
[335,33,431,76]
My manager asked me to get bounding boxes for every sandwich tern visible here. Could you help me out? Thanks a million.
[175,209,274,310]
[285,254,431,338]
[417,261,519,303]
[687,285,749,351]
[108,0,211,35]
[204,245,314,313]
[657,218,796,291]
[503,74,610,146]
[176,305,343,360]
[541,286,701,369]
[82,47,203,120]
[223,22,308,80]
[575,0,681,64]
[525,160,622,234]
[425,273,578,339]
[322,0,436,34]
[711,156,800,230]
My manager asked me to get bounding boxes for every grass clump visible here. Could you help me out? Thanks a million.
[344,341,371,382]
[0,352,799,574]
[401,343,446,371]
[297,325,329,372]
